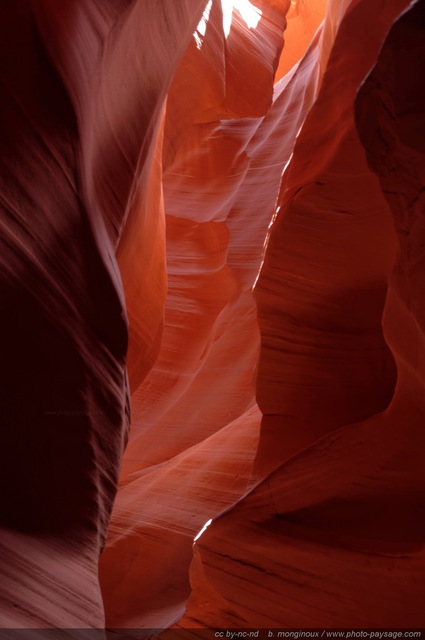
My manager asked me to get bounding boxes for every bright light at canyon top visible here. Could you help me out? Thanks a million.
[194,0,263,48]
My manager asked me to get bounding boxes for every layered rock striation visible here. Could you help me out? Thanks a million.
[1,0,424,632]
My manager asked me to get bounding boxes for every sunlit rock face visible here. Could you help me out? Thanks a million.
[1,0,424,632]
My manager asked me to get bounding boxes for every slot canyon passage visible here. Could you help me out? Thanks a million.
[1,0,425,633]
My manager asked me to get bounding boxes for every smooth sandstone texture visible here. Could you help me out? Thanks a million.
[177,0,425,630]
[101,0,424,632]
[1,0,424,632]
[0,0,207,628]
[100,0,293,628]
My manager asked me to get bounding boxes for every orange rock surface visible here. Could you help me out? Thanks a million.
[1,0,424,632]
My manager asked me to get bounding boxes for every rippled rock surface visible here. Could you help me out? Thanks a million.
[1,0,424,631]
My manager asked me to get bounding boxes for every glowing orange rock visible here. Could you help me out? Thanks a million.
[100,0,292,629]
[177,0,425,629]
[1,0,424,631]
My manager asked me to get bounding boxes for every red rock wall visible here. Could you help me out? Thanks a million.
[175,0,425,629]
[0,0,206,628]
[1,0,424,631]
[99,0,292,628]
